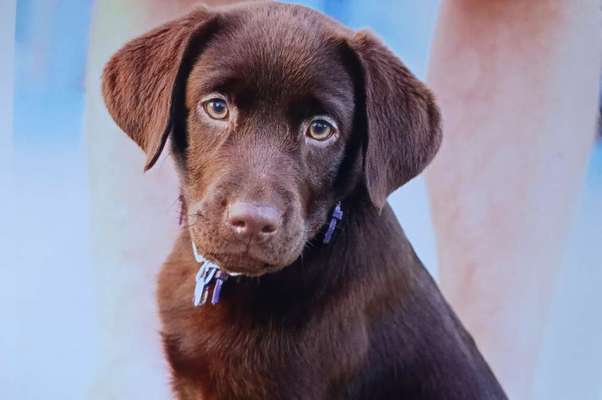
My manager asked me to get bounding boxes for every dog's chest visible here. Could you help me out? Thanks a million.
[159,266,368,399]
[164,306,356,399]
[195,327,326,399]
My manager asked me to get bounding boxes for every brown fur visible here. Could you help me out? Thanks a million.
[102,2,506,399]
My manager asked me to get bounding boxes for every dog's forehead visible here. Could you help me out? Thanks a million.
[188,4,354,103]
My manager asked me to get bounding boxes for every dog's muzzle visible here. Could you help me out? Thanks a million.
[190,201,343,307]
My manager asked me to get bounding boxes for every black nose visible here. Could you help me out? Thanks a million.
[227,202,282,240]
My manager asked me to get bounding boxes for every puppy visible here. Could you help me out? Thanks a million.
[102,2,507,399]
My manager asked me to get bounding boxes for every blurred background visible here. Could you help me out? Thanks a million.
[1,0,600,399]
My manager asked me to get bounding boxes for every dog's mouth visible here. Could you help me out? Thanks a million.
[189,222,303,277]
[210,252,271,276]
[202,250,284,277]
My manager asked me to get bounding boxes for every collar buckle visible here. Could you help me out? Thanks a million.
[191,242,229,306]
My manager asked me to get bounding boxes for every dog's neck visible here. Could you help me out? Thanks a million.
[187,199,346,306]
[180,192,413,309]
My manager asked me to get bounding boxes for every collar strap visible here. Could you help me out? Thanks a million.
[322,201,343,244]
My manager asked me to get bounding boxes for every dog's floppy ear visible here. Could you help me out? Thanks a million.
[102,7,218,170]
[347,31,442,209]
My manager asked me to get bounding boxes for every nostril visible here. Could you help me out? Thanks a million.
[231,219,246,229]
[261,223,277,235]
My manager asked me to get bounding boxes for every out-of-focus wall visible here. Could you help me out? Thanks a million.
[0,0,15,161]
[0,0,16,396]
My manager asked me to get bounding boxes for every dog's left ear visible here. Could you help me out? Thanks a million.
[102,7,218,171]
[347,31,442,210]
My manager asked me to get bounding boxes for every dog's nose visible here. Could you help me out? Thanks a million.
[227,202,282,240]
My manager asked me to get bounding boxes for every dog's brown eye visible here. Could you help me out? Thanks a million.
[307,118,335,141]
[203,98,229,120]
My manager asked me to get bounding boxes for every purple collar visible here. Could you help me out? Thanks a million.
[191,242,229,306]
[322,201,343,244]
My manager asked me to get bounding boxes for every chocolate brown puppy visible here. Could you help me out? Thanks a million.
[102,2,507,399]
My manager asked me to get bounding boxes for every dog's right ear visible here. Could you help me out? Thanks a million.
[102,7,218,171]
[346,31,442,210]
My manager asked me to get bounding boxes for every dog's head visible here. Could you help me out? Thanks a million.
[102,2,441,276]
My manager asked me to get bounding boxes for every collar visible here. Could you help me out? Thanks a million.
[191,201,344,307]
[191,242,230,306]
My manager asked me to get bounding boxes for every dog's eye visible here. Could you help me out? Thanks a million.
[307,118,336,141]
[203,98,229,120]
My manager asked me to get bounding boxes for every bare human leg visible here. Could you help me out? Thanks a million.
[426,1,600,398]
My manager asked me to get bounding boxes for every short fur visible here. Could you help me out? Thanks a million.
[102,2,507,399]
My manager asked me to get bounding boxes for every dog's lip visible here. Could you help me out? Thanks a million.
[204,251,279,277]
